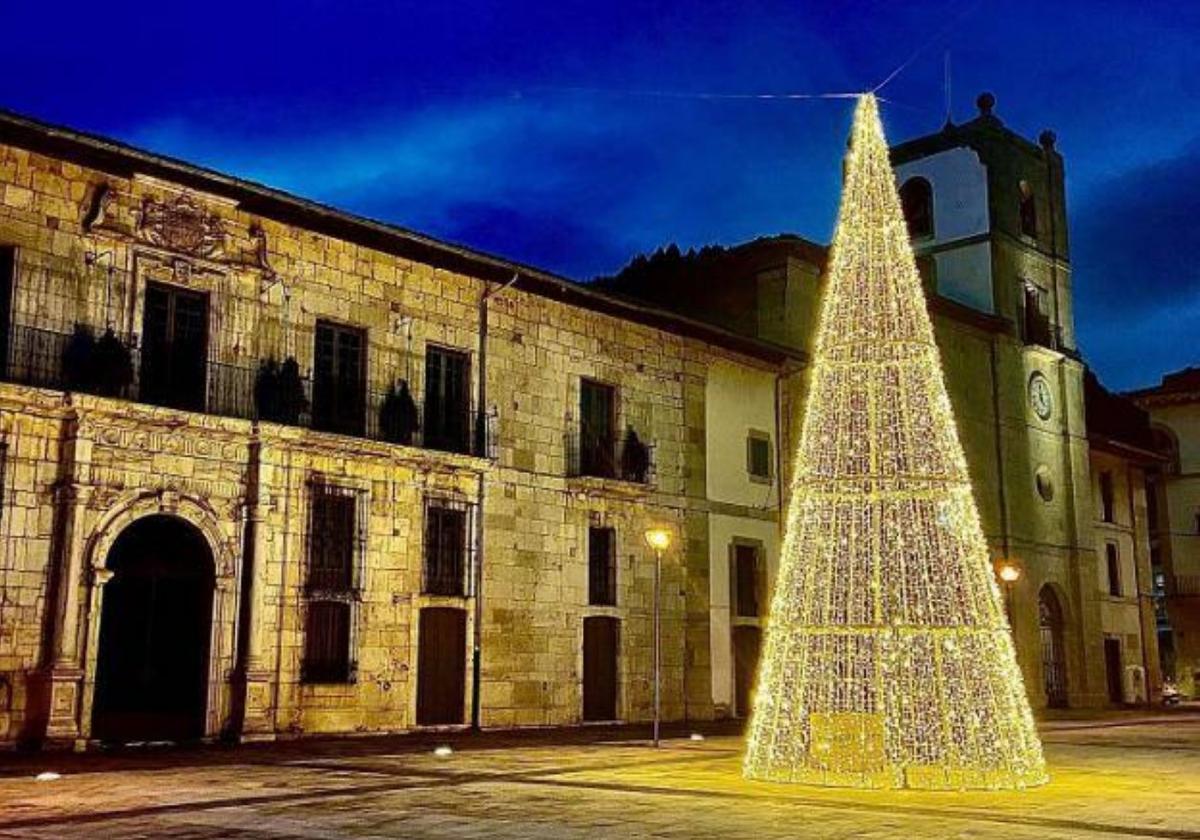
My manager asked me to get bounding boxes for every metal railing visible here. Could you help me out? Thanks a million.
[1023,308,1060,351]
[0,323,497,458]
[565,420,655,484]
[1172,575,1200,597]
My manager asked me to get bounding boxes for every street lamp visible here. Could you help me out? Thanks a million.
[644,527,672,748]
[995,559,1022,632]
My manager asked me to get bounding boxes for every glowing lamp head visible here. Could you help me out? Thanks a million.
[996,561,1022,584]
[644,528,672,552]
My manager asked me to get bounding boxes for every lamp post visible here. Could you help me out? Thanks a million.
[644,527,672,748]
[995,559,1022,633]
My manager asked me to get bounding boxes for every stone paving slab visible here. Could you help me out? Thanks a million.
[2,718,1199,839]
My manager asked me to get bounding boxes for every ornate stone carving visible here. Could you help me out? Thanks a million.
[138,194,225,258]
[83,183,115,232]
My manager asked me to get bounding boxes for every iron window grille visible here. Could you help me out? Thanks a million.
[0,441,7,529]
[302,480,367,683]
[588,526,617,606]
[423,495,477,598]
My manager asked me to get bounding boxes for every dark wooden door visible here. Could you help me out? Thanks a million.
[313,320,366,436]
[92,515,214,743]
[141,282,208,411]
[733,625,762,718]
[582,616,619,721]
[0,247,12,379]
[423,346,470,453]
[417,607,467,726]
[1104,637,1124,705]
[579,379,616,478]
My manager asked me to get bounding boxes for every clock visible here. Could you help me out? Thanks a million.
[1029,372,1053,420]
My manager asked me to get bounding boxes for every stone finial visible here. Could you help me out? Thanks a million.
[1039,130,1058,151]
[976,92,996,117]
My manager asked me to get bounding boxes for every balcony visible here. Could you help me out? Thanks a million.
[1023,307,1060,351]
[1,323,496,458]
[565,420,654,485]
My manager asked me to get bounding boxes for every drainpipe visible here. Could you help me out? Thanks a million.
[470,273,518,731]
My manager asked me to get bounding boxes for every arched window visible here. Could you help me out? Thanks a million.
[1019,180,1038,238]
[900,177,934,239]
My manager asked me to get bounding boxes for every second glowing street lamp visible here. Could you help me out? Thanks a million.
[644,527,672,748]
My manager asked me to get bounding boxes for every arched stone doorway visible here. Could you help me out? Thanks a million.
[92,515,216,743]
[1038,585,1068,709]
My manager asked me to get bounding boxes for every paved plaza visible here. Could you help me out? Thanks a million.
[2,714,1200,839]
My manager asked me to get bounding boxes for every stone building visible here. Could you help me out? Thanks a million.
[600,93,1163,711]
[1130,367,1200,696]
[0,110,802,748]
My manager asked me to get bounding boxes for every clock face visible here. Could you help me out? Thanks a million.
[1029,373,1053,420]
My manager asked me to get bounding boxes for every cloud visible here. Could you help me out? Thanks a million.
[1072,140,1200,388]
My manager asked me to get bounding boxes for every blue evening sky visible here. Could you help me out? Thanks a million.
[1,1,1196,390]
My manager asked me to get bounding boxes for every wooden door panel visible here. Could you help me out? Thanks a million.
[417,607,467,726]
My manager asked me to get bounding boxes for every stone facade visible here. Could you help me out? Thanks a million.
[1130,369,1200,697]
[598,93,1164,712]
[0,113,798,748]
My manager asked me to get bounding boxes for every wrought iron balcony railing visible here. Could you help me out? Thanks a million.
[565,420,655,485]
[0,323,497,459]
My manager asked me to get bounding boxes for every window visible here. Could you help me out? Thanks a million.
[0,246,13,379]
[1100,471,1115,523]
[1106,543,1121,597]
[733,543,762,618]
[0,441,7,528]
[900,177,934,239]
[313,320,366,437]
[1019,180,1038,238]
[423,345,471,454]
[588,526,617,606]
[747,431,772,482]
[578,379,617,479]
[1023,283,1054,348]
[303,482,364,683]
[424,498,471,597]
[141,282,208,412]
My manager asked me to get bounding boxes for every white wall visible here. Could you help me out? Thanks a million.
[896,147,995,314]
[707,513,780,711]
[896,147,990,243]
[705,360,779,508]
[934,242,994,313]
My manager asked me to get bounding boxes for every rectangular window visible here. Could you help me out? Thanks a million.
[1100,471,1115,523]
[313,320,366,437]
[734,544,762,618]
[747,431,772,482]
[579,379,617,479]
[588,526,617,606]
[303,482,364,683]
[0,441,7,528]
[1022,283,1054,349]
[1106,543,1121,597]
[424,499,471,597]
[423,345,471,454]
[0,246,13,379]
[141,282,209,412]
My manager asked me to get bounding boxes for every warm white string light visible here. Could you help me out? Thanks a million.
[743,94,1047,791]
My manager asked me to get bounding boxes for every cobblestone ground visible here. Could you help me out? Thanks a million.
[2,714,1200,839]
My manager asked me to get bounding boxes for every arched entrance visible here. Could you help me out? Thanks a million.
[1038,585,1068,709]
[92,515,215,742]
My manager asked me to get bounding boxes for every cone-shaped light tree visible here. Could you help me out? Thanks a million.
[743,94,1047,790]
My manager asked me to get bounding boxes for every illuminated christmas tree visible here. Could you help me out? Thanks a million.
[743,94,1047,790]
